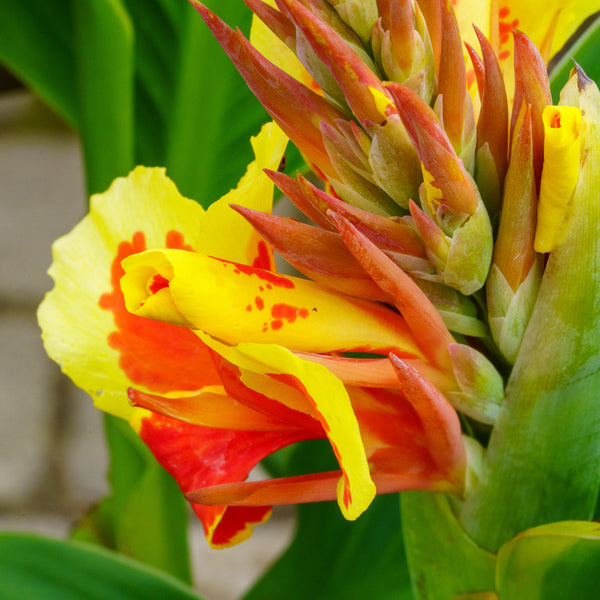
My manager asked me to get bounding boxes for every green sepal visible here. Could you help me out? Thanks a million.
[496,521,600,600]
[474,142,501,222]
[487,257,542,364]
[447,344,504,424]
[368,115,423,210]
[443,197,493,295]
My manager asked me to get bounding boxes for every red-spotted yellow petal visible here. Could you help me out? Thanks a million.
[121,249,422,356]
[456,0,596,103]
[132,410,308,548]
[194,334,377,520]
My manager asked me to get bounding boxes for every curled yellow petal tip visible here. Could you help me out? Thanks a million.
[534,105,582,253]
[368,85,395,118]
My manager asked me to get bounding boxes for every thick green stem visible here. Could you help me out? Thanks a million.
[460,69,600,551]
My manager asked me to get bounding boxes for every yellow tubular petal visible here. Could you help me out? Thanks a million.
[197,122,288,268]
[197,333,377,520]
[121,249,422,356]
[534,105,582,253]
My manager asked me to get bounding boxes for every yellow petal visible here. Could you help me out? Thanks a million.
[196,122,288,269]
[534,105,582,253]
[500,0,599,59]
[197,333,377,520]
[121,249,423,356]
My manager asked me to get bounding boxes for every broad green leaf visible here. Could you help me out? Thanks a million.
[72,416,192,585]
[0,0,78,127]
[245,440,413,600]
[72,0,135,195]
[461,70,600,550]
[496,521,600,600]
[0,532,202,600]
[120,0,187,166]
[402,492,496,600]
[549,13,600,100]
[165,0,269,207]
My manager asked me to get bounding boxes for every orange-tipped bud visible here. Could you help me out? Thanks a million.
[191,1,345,179]
[231,204,390,301]
[494,106,537,292]
[471,26,509,185]
[487,105,542,364]
[280,0,391,124]
[511,30,552,185]
[386,82,479,217]
[437,0,476,172]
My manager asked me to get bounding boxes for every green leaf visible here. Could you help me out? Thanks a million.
[165,0,269,207]
[402,492,496,600]
[0,532,202,600]
[245,440,413,600]
[72,0,135,195]
[549,14,600,100]
[496,521,600,600]
[0,0,79,127]
[72,416,192,585]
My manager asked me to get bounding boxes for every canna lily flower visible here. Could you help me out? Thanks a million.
[39,123,467,548]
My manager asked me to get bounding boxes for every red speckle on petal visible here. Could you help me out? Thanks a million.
[255,296,264,311]
[246,305,252,312]
[166,230,194,251]
[271,320,283,330]
[499,6,510,18]
[271,303,310,325]
[211,256,295,289]
[98,230,221,393]
[342,474,352,509]
[499,50,510,61]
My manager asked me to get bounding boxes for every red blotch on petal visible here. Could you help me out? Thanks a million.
[252,240,273,270]
[149,274,170,294]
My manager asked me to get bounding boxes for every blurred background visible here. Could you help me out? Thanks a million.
[0,39,294,600]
